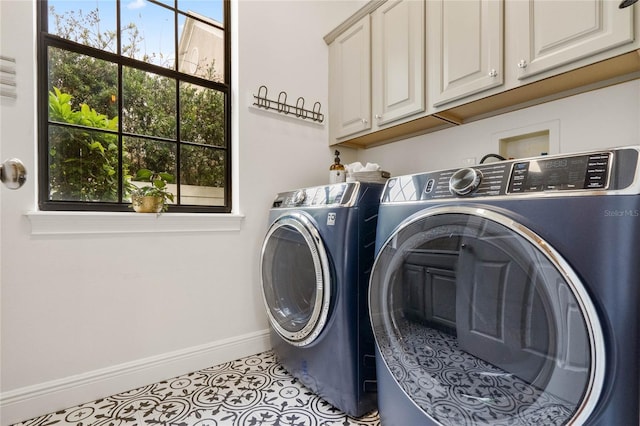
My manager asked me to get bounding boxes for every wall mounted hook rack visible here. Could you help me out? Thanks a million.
[251,85,324,124]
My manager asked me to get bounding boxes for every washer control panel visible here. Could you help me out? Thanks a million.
[272,182,356,208]
[381,147,640,203]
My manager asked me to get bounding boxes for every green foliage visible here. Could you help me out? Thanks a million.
[48,87,121,202]
[180,85,226,188]
[130,169,175,212]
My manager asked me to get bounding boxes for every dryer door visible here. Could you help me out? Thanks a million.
[261,212,332,347]
[369,206,604,425]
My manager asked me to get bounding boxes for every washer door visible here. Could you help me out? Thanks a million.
[369,206,604,425]
[261,212,332,347]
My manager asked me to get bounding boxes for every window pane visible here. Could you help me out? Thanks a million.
[48,124,119,202]
[123,67,176,139]
[48,0,117,53]
[121,1,176,68]
[177,12,224,81]
[48,47,118,124]
[178,0,224,23]
[180,82,225,146]
[41,0,230,212]
[124,137,177,180]
[180,145,225,206]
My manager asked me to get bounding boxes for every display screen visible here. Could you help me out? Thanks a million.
[509,153,610,193]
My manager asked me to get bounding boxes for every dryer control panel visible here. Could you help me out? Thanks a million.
[382,146,640,203]
[508,152,610,193]
[272,183,353,208]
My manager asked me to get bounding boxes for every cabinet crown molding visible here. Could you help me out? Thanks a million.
[323,0,386,45]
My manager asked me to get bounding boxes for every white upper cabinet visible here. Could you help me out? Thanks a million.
[428,0,504,107]
[329,15,371,139]
[510,0,635,80]
[326,0,638,148]
[372,0,425,125]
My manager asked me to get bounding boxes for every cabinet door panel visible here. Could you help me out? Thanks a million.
[330,15,371,139]
[515,0,634,79]
[430,0,503,107]
[372,0,425,126]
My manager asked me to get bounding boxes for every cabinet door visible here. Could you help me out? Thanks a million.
[512,0,634,80]
[372,0,425,126]
[429,0,503,107]
[329,15,371,140]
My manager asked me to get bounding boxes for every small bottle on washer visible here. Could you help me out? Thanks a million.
[330,150,346,184]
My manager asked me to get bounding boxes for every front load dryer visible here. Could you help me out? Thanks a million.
[260,182,384,417]
[369,146,640,425]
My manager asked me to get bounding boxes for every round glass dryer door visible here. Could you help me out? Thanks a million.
[261,212,331,347]
[369,206,604,425]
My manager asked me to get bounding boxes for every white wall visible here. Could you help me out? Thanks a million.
[0,1,365,423]
[359,80,640,176]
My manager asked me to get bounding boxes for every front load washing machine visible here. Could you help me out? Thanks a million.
[260,181,384,417]
[369,146,640,425]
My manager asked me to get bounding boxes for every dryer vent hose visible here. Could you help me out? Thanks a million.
[480,153,507,164]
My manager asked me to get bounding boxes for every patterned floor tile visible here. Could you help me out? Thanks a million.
[12,351,380,426]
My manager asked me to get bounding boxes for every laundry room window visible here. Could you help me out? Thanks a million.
[37,0,231,213]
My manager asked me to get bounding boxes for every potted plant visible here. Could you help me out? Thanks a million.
[129,169,175,213]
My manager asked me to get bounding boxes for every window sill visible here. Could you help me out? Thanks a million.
[25,211,245,236]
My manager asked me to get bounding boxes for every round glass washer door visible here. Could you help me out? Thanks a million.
[261,212,331,347]
[369,206,605,425]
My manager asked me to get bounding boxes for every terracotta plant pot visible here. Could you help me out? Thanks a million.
[132,194,165,213]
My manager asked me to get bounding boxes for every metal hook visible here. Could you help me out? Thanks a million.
[295,97,306,118]
[256,85,269,108]
[312,102,323,122]
[277,91,288,114]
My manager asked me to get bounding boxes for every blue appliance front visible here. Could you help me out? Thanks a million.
[369,147,640,425]
[261,182,382,417]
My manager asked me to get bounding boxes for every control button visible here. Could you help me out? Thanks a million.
[514,162,528,170]
[425,179,435,193]
[292,190,306,205]
[449,168,482,196]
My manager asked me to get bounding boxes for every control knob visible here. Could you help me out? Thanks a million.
[292,190,306,205]
[449,167,482,196]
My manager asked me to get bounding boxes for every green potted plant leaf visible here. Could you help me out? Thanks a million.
[130,169,175,213]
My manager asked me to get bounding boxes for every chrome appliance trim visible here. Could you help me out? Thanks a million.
[449,167,482,195]
[369,205,606,425]
[260,211,332,347]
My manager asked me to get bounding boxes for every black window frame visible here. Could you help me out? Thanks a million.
[37,0,232,213]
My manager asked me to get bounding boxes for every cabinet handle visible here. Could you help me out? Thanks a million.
[488,69,498,78]
[361,118,368,124]
[375,114,382,120]
[517,60,528,69]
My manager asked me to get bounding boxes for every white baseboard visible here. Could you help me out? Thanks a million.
[0,329,271,425]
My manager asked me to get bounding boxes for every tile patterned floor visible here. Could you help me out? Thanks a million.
[12,351,380,426]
